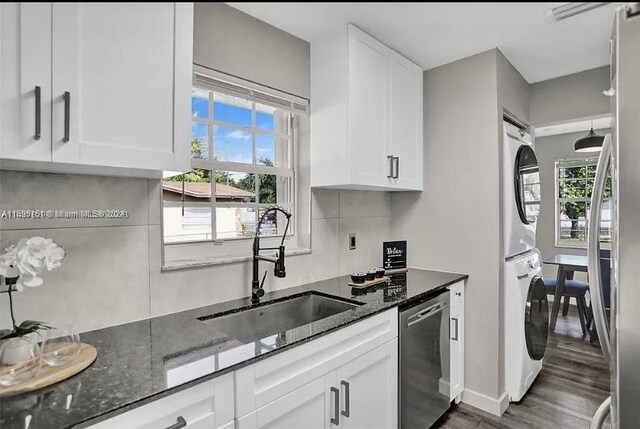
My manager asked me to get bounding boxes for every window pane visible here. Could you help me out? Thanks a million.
[559,166,586,179]
[192,87,209,119]
[560,201,586,221]
[256,110,274,131]
[258,175,291,205]
[559,179,586,198]
[213,94,251,127]
[257,207,279,236]
[216,207,256,239]
[256,134,275,166]
[163,169,212,202]
[256,206,293,237]
[191,123,209,159]
[213,126,252,164]
[215,171,255,203]
[163,205,212,243]
[586,165,597,177]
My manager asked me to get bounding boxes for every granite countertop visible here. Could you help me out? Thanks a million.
[0,268,467,429]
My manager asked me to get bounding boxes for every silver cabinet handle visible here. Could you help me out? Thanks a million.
[587,134,612,360]
[393,156,399,179]
[331,386,340,425]
[63,91,70,142]
[451,317,459,341]
[387,155,394,178]
[341,380,350,418]
[34,86,41,140]
[164,416,186,429]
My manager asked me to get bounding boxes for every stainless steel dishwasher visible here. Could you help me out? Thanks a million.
[399,289,450,428]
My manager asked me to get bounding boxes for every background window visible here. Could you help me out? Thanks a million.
[163,82,295,244]
[555,159,611,248]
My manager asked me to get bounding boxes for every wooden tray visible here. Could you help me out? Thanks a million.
[0,343,97,396]
[349,275,390,289]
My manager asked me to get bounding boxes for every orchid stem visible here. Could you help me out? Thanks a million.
[6,280,17,329]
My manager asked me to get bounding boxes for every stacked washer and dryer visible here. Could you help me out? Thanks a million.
[502,119,549,402]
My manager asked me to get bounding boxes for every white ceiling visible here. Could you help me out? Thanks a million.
[227,2,622,83]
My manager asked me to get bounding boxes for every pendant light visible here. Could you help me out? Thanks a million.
[574,121,604,153]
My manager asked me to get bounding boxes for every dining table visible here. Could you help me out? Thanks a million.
[543,253,589,331]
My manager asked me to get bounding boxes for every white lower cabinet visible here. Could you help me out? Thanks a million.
[87,373,235,429]
[237,375,333,429]
[449,282,465,402]
[238,339,398,429]
[336,338,398,429]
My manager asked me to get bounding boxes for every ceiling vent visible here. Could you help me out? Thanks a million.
[547,2,608,21]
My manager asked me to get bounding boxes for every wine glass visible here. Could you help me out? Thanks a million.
[41,325,81,367]
[0,335,43,386]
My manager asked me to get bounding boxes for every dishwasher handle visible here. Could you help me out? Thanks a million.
[407,301,446,327]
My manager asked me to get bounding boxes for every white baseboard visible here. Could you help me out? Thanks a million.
[461,388,509,416]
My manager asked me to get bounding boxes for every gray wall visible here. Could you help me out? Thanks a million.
[391,49,505,405]
[529,66,610,126]
[0,4,388,333]
[496,49,529,398]
[194,3,310,99]
[534,129,609,280]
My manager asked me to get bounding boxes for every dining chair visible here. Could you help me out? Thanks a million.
[543,277,590,336]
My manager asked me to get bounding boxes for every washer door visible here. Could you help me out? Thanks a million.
[514,145,541,225]
[525,276,549,360]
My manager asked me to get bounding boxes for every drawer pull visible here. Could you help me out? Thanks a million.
[341,380,350,418]
[63,91,70,142]
[452,317,459,341]
[331,386,340,425]
[165,416,186,429]
[34,86,41,140]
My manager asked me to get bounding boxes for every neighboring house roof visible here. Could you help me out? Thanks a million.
[163,181,254,200]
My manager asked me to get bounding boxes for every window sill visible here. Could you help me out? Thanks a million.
[162,247,312,271]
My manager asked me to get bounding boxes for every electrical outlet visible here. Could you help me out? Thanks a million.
[349,233,356,250]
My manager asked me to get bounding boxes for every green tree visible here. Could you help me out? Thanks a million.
[232,157,276,204]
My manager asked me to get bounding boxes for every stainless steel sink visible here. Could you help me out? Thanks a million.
[198,292,361,343]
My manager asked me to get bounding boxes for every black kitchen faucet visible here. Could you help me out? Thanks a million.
[251,206,292,304]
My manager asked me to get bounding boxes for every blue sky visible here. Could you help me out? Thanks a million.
[192,95,275,165]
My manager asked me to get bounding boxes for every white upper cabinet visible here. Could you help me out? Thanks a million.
[0,3,52,162]
[347,26,389,189]
[389,51,423,190]
[0,2,193,178]
[311,24,423,191]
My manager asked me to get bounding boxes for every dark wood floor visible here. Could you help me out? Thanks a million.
[434,306,610,429]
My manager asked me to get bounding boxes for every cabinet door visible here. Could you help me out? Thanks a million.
[336,339,398,429]
[347,25,390,188]
[237,374,334,429]
[0,2,52,162]
[388,50,423,191]
[449,303,464,401]
[50,3,192,172]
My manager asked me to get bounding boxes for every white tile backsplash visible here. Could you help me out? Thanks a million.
[0,171,392,332]
[0,225,150,332]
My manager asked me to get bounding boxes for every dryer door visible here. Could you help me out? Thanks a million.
[514,145,541,225]
[525,275,549,360]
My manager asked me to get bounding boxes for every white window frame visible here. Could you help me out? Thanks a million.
[161,67,310,267]
[554,157,611,249]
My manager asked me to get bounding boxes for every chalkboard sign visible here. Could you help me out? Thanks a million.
[383,241,407,270]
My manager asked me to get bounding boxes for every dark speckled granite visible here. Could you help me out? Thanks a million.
[0,268,466,429]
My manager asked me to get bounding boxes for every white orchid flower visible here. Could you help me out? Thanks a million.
[0,237,65,291]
